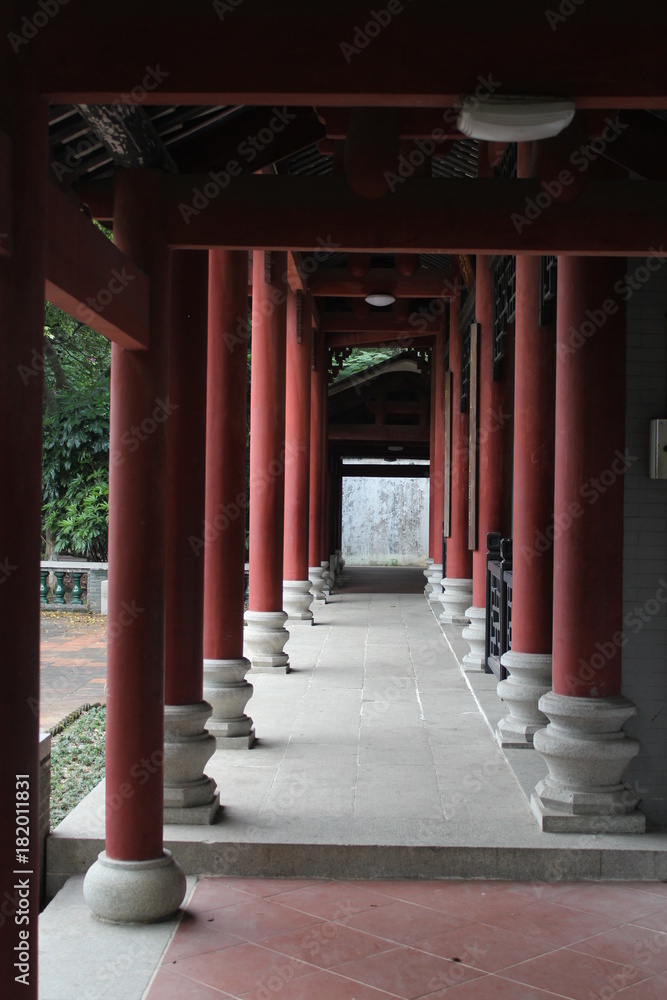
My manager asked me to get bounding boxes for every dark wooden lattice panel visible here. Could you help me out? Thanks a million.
[540,255,558,327]
[492,254,516,381]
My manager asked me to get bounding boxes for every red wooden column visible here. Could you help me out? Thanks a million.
[462,253,502,668]
[163,250,219,822]
[532,256,644,833]
[308,331,326,601]
[497,142,557,748]
[428,322,446,604]
[283,290,313,622]
[244,251,290,672]
[203,250,255,747]
[320,370,332,592]
[84,170,186,922]
[0,94,47,998]
[439,290,473,623]
[423,359,437,594]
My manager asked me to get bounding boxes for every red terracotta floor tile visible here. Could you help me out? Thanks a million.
[614,971,667,998]
[344,899,467,946]
[414,884,540,923]
[201,895,322,944]
[571,924,667,975]
[217,877,324,898]
[187,878,266,914]
[413,920,553,972]
[426,975,568,999]
[486,899,619,948]
[542,884,667,924]
[333,945,483,998]
[620,883,667,899]
[240,968,400,1000]
[162,910,245,963]
[501,945,651,999]
[276,881,394,922]
[172,941,317,995]
[633,911,667,934]
[259,920,396,969]
[146,967,234,998]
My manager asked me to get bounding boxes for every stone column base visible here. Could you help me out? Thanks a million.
[283,580,314,624]
[423,558,434,596]
[461,606,486,671]
[84,850,186,923]
[531,691,645,834]
[163,702,220,823]
[496,651,552,749]
[427,564,443,602]
[438,578,473,625]
[321,560,332,595]
[244,610,290,673]
[203,658,256,748]
[308,565,326,603]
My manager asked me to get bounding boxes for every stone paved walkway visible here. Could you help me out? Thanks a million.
[40,612,107,728]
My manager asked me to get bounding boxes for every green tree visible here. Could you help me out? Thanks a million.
[41,302,111,560]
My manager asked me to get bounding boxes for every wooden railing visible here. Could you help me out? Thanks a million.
[485,533,513,679]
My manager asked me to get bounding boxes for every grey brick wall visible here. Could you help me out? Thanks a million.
[622,259,667,828]
[86,568,108,614]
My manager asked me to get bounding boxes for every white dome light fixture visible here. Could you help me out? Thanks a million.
[387,444,404,452]
[457,96,576,142]
[365,292,396,307]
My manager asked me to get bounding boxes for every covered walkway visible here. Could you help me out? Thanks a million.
[45,569,667,901]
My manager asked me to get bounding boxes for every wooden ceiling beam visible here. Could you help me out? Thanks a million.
[46,184,150,350]
[165,174,667,256]
[34,1,667,107]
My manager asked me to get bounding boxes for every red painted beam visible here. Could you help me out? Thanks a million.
[29,1,667,108]
[165,174,667,255]
[310,268,456,297]
[342,463,430,477]
[0,128,11,257]
[328,424,428,443]
[326,329,435,348]
[317,107,462,140]
[46,185,150,349]
[322,310,440,335]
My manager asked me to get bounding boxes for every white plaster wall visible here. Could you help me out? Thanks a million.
[342,473,429,566]
[622,258,667,828]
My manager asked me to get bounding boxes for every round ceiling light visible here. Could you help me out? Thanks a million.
[364,292,396,307]
[457,97,575,142]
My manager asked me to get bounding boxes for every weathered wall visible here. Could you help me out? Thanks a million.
[622,256,667,828]
[342,466,429,566]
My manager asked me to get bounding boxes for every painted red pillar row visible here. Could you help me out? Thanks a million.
[427,322,446,605]
[245,251,290,672]
[532,255,643,833]
[203,250,255,746]
[0,93,47,1000]
[320,364,331,590]
[497,142,557,748]
[283,290,314,621]
[440,290,473,624]
[84,170,186,922]
[308,330,327,601]
[163,250,219,821]
[462,250,510,670]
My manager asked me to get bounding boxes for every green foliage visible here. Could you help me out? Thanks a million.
[50,705,106,828]
[42,303,111,560]
[332,347,398,382]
